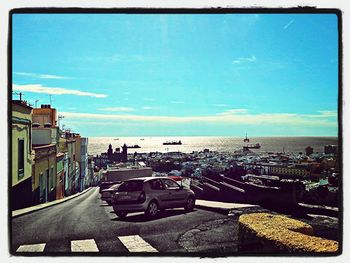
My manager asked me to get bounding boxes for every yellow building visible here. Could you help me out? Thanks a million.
[11,100,33,210]
[32,144,57,204]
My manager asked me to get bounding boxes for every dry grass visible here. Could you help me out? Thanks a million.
[239,213,338,253]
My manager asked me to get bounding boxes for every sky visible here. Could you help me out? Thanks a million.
[12,13,339,137]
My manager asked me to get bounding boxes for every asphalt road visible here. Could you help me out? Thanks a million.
[11,187,238,254]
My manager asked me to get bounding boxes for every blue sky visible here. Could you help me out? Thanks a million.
[12,13,338,137]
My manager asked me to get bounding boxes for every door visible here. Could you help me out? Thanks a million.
[161,178,187,208]
[147,179,168,208]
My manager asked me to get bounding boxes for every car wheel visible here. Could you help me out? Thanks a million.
[184,196,195,212]
[115,211,128,218]
[145,200,159,218]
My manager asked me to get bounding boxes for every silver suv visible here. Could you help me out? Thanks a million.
[112,177,196,218]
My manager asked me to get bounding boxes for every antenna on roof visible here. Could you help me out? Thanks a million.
[12,91,23,101]
[35,99,39,108]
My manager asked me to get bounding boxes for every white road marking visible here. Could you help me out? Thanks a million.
[16,243,46,252]
[71,239,99,252]
[118,235,158,252]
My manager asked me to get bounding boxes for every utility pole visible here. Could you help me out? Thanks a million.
[35,99,39,108]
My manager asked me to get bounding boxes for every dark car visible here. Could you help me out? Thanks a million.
[101,183,121,205]
[99,181,120,194]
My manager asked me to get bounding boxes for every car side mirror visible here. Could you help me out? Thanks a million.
[179,185,184,190]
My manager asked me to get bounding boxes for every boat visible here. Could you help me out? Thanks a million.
[242,134,261,150]
[127,144,141,149]
[243,133,250,143]
[243,143,261,149]
[163,140,182,145]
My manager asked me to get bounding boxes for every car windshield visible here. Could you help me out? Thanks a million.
[118,180,143,192]
[110,184,120,190]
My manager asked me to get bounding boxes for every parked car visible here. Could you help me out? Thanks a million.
[101,183,121,205]
[99,181,120,193]
[112,177,196,218]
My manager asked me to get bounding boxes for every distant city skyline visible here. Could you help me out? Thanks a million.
[12,13,339,137]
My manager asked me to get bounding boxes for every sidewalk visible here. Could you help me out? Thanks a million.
[12,187,93,218]
[195,199,258,214]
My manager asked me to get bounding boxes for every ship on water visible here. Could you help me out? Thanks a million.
[243,134,261,150]
[127,144,141,149]
[163,140,182,145]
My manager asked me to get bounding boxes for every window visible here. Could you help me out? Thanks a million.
[18,139,24,178]
[162,179,180,190]
[118,180,143,192]
[149,179,165,190]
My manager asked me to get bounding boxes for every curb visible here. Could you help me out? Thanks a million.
[194,204,231,215]
[12,187,94,218]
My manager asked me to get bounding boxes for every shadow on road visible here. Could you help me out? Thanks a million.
[111,209,197,222]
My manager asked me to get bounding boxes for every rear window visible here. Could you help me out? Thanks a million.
[118,180,143,192]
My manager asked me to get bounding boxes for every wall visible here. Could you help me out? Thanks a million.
[12,104,32,187]
[33,107,57,127]
[104,167,153,182]
[11,102,33,210]
[56,156,65,199]
[32,146,57,204]
[32,128,58,145]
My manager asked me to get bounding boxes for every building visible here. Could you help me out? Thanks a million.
[107,144,128,163]
[32,104,57,127]
[32,104,63,202]
[75,136,88,192]
[270,165,311,179]
[11,100,33,210]
[324,145,337,155]
[56,152,65,200]
[87,157,95,186]
[305,146,314,156]
[58,133,78,196]
[102,166,152,182]
[32,144,57,204]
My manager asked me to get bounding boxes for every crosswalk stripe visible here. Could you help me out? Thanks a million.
[118,235,158,252]
[16,243,46,252]
[71,239,99,252]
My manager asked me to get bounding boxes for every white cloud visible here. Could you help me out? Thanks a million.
[99,107,135,112]
[14,72,71,80]
[142,106,159,110]
[60,110,337,128]
[13,84,107,98]
[217,109,249,115]
[283,19,294,30]
[232,55,257,65]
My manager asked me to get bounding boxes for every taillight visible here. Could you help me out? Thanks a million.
[138,191,146,202]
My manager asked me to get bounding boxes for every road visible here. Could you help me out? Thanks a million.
[11,187,239,254]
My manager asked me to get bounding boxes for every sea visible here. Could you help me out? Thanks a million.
[87,136,338,156]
